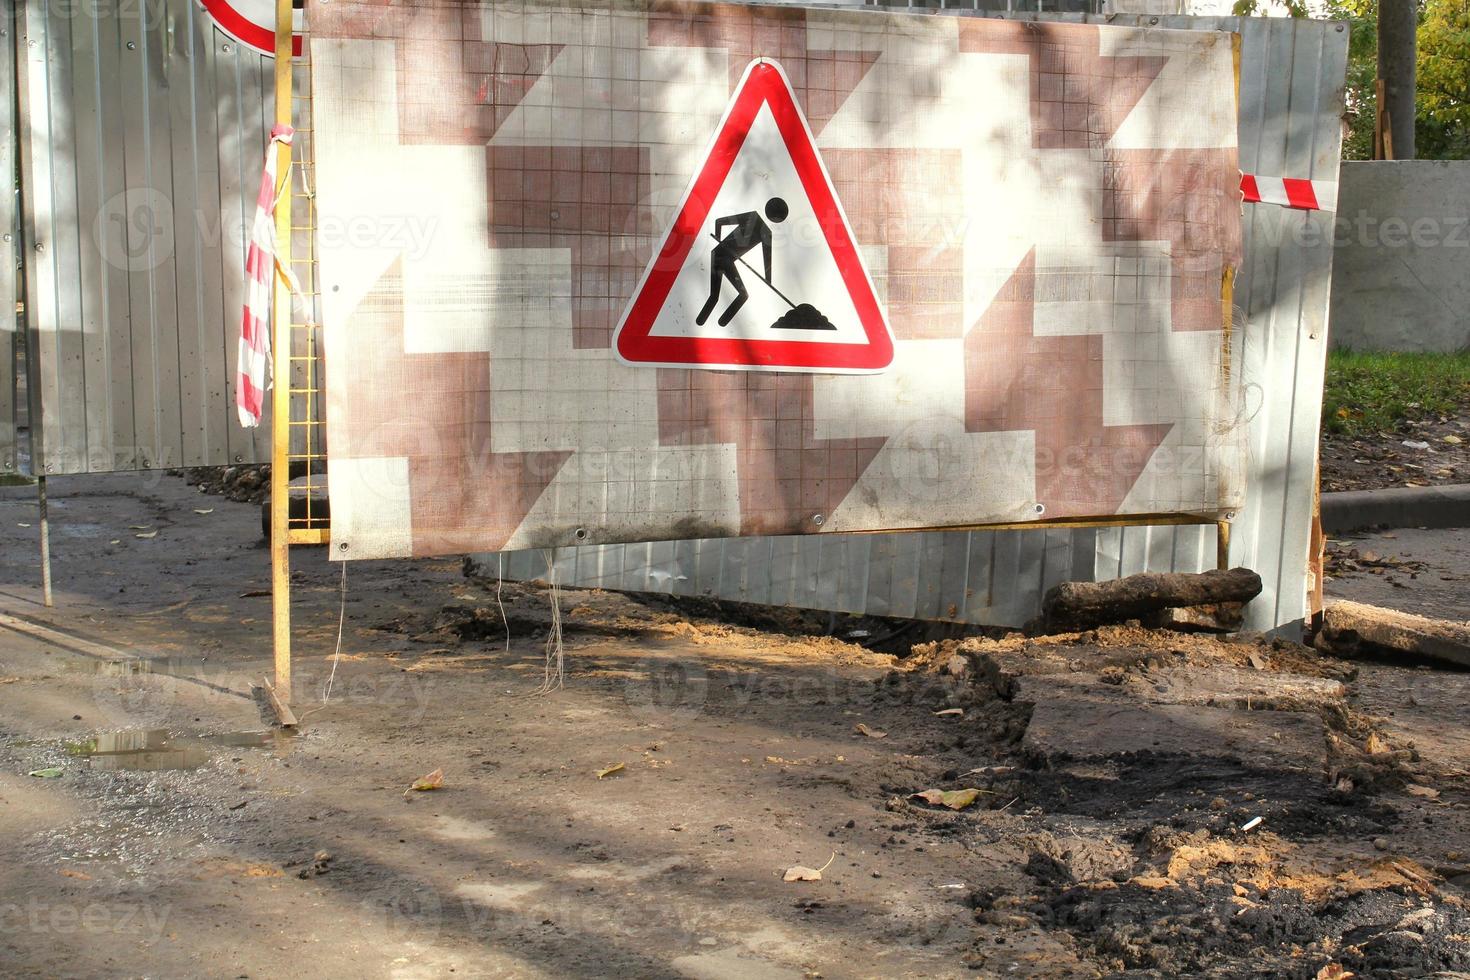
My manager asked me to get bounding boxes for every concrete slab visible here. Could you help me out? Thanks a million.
[1022,696,1328,771]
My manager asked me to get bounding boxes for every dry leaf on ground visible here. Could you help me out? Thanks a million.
[910,788,984,811]
[404,768,444,797]
[596,762,625,779]
[853,723,887,739]
[783,851,836,882]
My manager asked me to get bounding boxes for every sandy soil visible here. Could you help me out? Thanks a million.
[1,474,1468,979]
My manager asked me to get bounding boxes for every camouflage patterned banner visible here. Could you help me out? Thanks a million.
[311,0,1244,559]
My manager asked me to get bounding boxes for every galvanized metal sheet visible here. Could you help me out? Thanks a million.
[2,3,19,476]
[12,0,277,474]
[481,12,1347,636]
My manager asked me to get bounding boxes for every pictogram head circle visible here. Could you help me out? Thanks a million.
[764,197,789,222]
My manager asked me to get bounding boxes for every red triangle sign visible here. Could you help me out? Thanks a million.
[615,60,894,374]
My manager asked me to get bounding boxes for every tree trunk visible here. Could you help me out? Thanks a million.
[1039,567,1263,631]
[1378,0,1417,159]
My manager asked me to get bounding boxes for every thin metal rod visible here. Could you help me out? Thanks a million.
[270,0,295,706]
[37,475,52,607]
[708,232,797,310]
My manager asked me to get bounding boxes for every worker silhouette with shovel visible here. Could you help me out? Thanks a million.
[695,197,838,332]
[696,198,790,327]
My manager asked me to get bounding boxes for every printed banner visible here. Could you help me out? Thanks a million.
[311,0,1245,559]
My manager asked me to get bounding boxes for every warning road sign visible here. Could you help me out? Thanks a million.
[615,60,895,374]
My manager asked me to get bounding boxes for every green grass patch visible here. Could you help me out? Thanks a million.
[1323,350,1470,437]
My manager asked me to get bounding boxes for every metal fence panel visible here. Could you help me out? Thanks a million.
[479,12,1347,636]
[10,0,275,474]
[2,5,18,476]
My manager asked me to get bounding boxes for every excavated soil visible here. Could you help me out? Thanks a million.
[1,473,1468,978]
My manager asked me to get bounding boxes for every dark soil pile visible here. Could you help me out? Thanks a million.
[177,464,271,504]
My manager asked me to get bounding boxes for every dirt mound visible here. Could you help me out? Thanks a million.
[770,303,836,331]
[177,464,271,504]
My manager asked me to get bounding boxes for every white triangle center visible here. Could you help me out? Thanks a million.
[646,104,868,347]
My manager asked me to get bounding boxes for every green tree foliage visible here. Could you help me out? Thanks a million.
[1414,0,1470,158]
[1233,0,1470,159]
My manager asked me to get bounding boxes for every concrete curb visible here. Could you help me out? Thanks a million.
[1321,483,1470,533]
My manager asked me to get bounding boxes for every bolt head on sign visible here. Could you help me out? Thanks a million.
[615,59,895,375]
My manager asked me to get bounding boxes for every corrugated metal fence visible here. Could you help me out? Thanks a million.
[9,0,276,474]
[478,12,1349,636]
[2,7,19,475]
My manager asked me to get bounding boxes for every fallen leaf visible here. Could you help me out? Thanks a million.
[911,788,984,811]
[933,708,964,717]
[1361,551,1380,562]
[1316,964,1355,980]
[1443,435,1463,445]
[59,869,91,880]
[27,767,63,778]
[17,522,31,528]
[1405,783,1440,799]
[193,508,214,515]
[128,525,151,530]
[853,723,887,739]
[134,530,158,539]
[407,768,444,794]
[109,539,120,545]
[1365,732,1391,756]
[596,762,625,779]
[783,851,836,882]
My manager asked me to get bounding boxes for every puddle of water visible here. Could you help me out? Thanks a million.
[64,728,291,771]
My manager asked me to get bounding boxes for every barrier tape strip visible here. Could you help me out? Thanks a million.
[1240,173,1338,213]
[237,124,298,429]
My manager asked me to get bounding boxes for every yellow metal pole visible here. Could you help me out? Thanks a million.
[270,0,293,705]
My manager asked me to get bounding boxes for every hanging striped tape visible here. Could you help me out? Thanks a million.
[1240,173,1337,212]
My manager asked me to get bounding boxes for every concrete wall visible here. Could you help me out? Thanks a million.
[1330,161,1470,352]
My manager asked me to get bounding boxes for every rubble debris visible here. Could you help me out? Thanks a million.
[1317,600,1470,669]
[1145,602,1246,632]
[1038,568,1264,632]
[177,464,272,504]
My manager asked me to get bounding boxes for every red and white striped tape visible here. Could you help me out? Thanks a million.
[1240,173,1337,213]
[237,124,295,429]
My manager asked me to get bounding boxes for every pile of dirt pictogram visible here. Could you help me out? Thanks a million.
[771,303,836,331]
